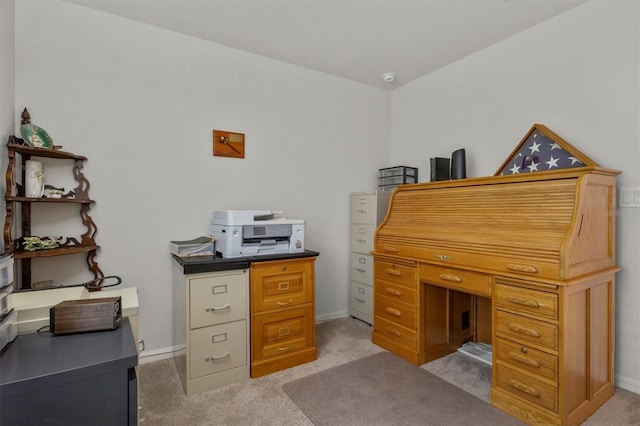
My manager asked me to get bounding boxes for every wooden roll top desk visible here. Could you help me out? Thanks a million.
[371,160,620,425]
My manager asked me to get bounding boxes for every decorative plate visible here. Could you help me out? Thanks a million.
[20,123,54,149]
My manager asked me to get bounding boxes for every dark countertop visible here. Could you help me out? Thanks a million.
[173,249,320,275]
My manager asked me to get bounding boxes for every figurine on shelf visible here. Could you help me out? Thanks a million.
[19,108,54,149]
[18,236,60,251]
[43,185,65,199]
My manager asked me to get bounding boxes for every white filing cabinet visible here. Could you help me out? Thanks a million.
[173,266,250,396]
[349,191,390,324]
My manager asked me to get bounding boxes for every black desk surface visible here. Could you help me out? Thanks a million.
[0,317,138,399]
[173,249,320,275]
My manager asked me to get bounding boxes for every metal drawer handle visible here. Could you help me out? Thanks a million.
[385,288,402,296]
[506,264,539,273]
[385,268,401,277]
[356,238,368,243]
[385,307,402,317]
[354,297,365,303]
[205,304,230,312]
[277,300,292,306]
[356,208,368,213]
[205,351,230,361]
[507,296,541,308]
[508,351,541,368]
[383,247,398,253]
[439,273,462,283]
[355,268,366,273]
[385,327,402,337]
[508,323,541,338]
[277,345,292,352]
[508,379,541,398]
[434,254,453,261]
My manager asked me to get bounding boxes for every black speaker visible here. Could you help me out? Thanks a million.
[430,157,450,181]
[451,149,466,180]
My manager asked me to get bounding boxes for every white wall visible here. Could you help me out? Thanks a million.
[13,0,390,355]
[0,0,15,255]
[390,0,640,392]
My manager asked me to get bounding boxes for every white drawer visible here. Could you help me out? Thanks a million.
[189,320,247,379]
[350,253,373,284]
[349,281,373,318]
[190,272,247,329]
[350,224,375,254]
[350,193,377,224]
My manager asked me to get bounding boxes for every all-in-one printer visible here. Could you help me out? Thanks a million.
[211,210,305,258]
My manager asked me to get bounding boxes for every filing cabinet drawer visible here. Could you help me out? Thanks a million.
[252,306,314,360]
[374,315,417,349]
[190,272,247,329]
[350,193,378,224]
[495,310,558,351]
[374,260,417,286]
[495,337,558,383]
[375,280,417,306]
[495,364,558,412]
[349,282,373,318]
[251,258,313,313]
[420,264,491,296]
[190,320,247,380]
[350,224,375,254]
[495,282,558,320]
[350,253,374,284]
[374,296,417,330]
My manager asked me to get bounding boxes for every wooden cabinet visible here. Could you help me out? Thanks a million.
[172,267,250,396]
[3,137,103,290]
[349,191,389,324]
[250,257,316,378]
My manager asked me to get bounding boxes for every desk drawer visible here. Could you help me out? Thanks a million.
[495,282,558,320]
[495,364,558,412]
[374,296,416,330]
[375,281,417,306]
[350,253,373,284]
[190,273,247,329]
[495,311,558,351]
[420,264,491,296]
[252,306,314,360]
[190,321,247,380]
[374,315,417,349]
[350,224,375,254]
[495,337,558,383]
[374,260,416,286]
[251,259,313,313]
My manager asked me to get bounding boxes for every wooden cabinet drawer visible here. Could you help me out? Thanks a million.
[374,315,417,349]
[495,364,558,412]
[190,272,247,329]
[350,224,375,254]
[374,296,416,330]
[350,281,373,315]
[189,320,247,380]
[420,264,491,296]
[375,281,416,306]
[350,253,374,284]
[495,338,558,383]
[350,193,378,224]
[252,306,314,360]
[251,259,313,313]
[496,310,558,351]
[495,282,558,320]
[374,260,416,286]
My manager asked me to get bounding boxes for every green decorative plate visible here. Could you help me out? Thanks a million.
[20,123,53,149]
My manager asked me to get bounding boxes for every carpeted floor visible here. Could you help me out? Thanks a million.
[138,317,640,425]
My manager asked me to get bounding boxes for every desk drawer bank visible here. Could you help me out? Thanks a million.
[372,162,619,425]
[173,250,318,395]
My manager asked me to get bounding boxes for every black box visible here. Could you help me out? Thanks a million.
[50,296,122,335]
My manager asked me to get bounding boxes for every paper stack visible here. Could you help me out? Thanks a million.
[170,236,215,257]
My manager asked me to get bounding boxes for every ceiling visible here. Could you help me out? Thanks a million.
[62,0,590,90]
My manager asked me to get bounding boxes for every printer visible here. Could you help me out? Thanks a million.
[211,210,305,258]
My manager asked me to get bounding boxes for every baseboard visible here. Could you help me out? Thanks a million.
[139,345,183,365]
[316,309,349,322]
[616,373,640,394]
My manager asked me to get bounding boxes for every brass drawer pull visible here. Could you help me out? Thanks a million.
[385,288,402,296]
[385,268,401,277]
[434,254,453,261]
[385,327,402,337]
[205,304,230,312]
[277,300,292,306]
[508,379,541,398]
[385,307,402,317]
[506,263,539,273]
[383,247,399,253]
[507,296,541,308]
[277,345,292,352]
[205,351,230,362]
[508,351,541,368]
[508,323,541,338]
[439,273,462,283]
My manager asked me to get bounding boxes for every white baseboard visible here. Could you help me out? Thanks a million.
[616,373,640,394]
[316,309,349,322]
[139,345,182,365]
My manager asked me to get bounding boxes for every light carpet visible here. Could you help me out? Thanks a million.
[282,350,524,426]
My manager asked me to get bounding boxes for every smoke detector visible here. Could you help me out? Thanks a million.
[382,72,397,83]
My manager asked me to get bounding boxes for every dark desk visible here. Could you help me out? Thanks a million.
[0,318,138,425]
